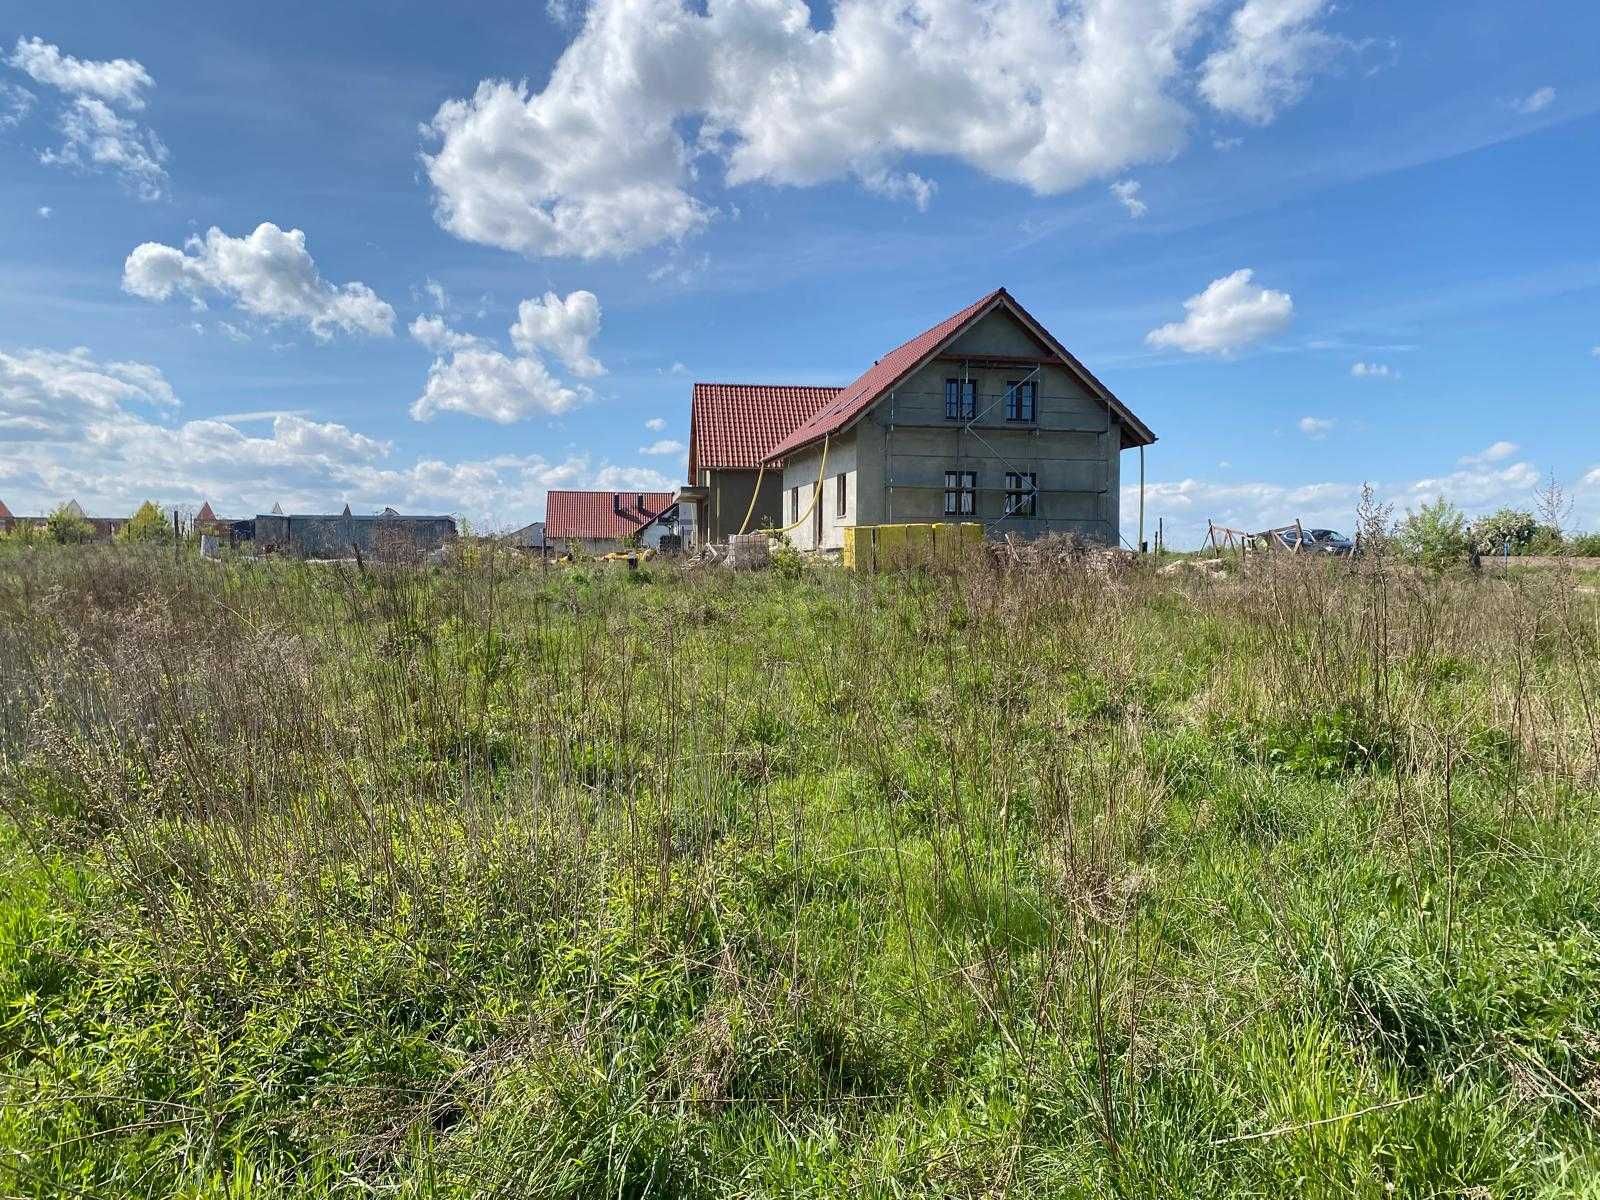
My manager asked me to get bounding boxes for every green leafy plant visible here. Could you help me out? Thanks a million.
[119,501,169,544]
[1396,496,1470,569]
[44,503,94,545]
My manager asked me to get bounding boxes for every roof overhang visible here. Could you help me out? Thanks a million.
[764,289,1156,460]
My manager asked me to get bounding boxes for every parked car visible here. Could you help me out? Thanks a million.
[1254,526,1355,555]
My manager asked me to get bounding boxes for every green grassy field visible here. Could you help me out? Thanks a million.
[3,546,1600,1198]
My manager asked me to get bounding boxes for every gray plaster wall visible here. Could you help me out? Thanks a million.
[700,468,786,542]
[779,309,1125,546]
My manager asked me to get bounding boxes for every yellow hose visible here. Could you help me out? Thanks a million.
[772,435,830,536]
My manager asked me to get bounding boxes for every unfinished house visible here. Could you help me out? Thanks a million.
[677,384,840,548]
[544,491,677,556]
[761,288,1156,552]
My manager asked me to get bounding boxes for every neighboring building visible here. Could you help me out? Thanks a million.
[504,521,549,554]
[761,288,1156,551]
[253,507,457,558]
[1,498,125,540]
[678,384,840,547]
[65,499,126,541]
[545,491,677,556]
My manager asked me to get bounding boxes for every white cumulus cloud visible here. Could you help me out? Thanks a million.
[1110,179,1147,218]
[408,314,481,354]
[1457,441,1518,467]
[422,0,1342,259]
[8,37,167,198]
[409,347,583,424]
[7,37,152,107]
[40,95,169,200]
[1350,361,1397,379]
[645,417,667,431]
[1145,268,1294,355]
[509,290,605,377]
[0,346,177,443]
[1199,0,1342,125]
[123,223,396,339]
[1297,416,1333,439]
[639,439,686,456]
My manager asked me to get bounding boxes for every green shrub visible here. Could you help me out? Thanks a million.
[44,502,94,545]
[1396,497,1470,569]
[119,500,169,544]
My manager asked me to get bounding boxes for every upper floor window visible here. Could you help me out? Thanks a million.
[944,470,977,516]
[945,378,977,421]
[1004,472,1037,517]
[1005,380,1036,422]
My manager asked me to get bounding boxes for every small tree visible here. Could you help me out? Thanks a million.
[1395,496,1470,569]
[1534,470,1574,545]
[120,501,169,544]
[1473,508,1538,556]
[46,503,94,545]
[1354,482,1394,557]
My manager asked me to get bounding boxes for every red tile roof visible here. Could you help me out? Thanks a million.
[195,501,217,522]
[762,287,1154,461]
[688,384,841,479]
[545,491,676,540]
[0,498,11,521]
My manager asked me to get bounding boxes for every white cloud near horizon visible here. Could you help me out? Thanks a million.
[1127,456,1593,551]
[0,345,668,526]
[123,223,396,339]
[1146,268,1294,355]
[423,0,1344,259]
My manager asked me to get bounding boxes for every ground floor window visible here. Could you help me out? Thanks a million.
[790,486,800,524]
[836,473,847,518]
[944,470,977,516]
[1004,471,1037,517]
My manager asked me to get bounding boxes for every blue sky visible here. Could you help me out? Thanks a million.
[1,0,1596,546]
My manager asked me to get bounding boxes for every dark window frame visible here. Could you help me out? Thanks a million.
[836,472,847,519]
[1005,380,1037,422]
[945,378,977,421]
[944,470,977,516]
[790,486,800,524]
[1004,471,1038,517]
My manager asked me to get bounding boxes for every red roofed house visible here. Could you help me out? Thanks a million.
[0,497,12,535]
[679,384,840,546]
[545,490,678,556]
[756,288,1155,552]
